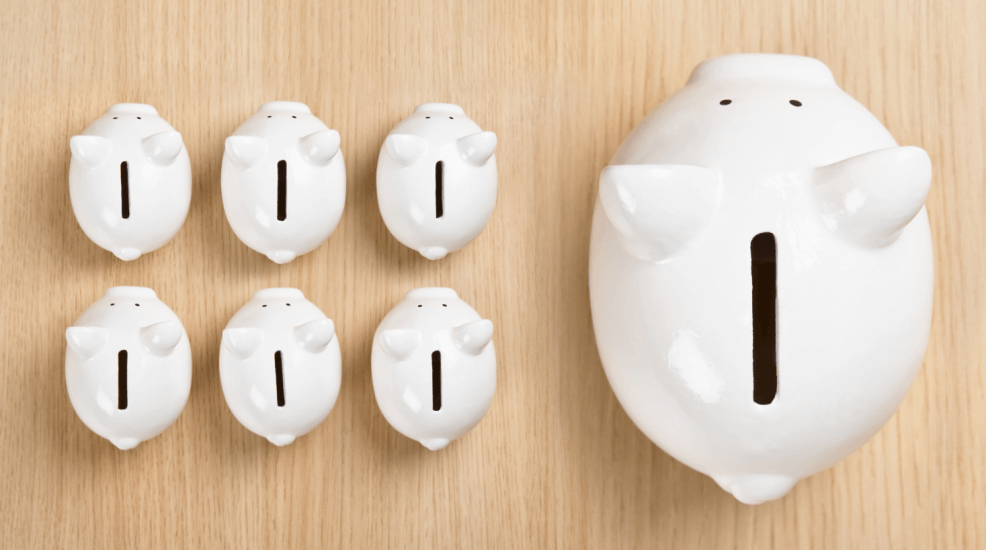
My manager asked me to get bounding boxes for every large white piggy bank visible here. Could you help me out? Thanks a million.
[376,103,497,260]
[220,288,341,446]
[221,102,345,264]
[372,288,495,450]
[589,54,933,504]
[65,286,192,450]
[69,104,192,261]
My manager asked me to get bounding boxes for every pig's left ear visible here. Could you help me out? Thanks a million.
[811,146,931,247]
[142,131,183,166]
[225,136,267,169]
[299,129,341,166]
[222,328,264,359]
[70,136,112,168]
[598,164,721,262]
[384,134,428,167]
[451,319,494,355]
[378,329,420,361]
[457,131,497,166]
[66,326,108,359]
[294,319,336,352]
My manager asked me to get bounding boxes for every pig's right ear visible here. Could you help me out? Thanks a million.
[140,321,182,356]
[384,134,427,167]
[451,320,494,355]
[70,136,112,168]
[810,146,932,247]
[222,328,264,359]
[299,129,341,166]
[598,164,721,262]
[377,329,420,361]
[66,327,108,360]
[142,131,183,166]
[224,136,267,169]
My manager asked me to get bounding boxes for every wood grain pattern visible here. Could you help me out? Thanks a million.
[2,0,984,547]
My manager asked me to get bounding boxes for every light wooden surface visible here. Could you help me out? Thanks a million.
[2,0,984,547]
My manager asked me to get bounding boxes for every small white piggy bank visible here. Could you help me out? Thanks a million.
[69,104,192,261]
[65,286,192,450]
[590,54,933,504]
[220,288,341,446]
[376,103,497,260]
[372,288,495,450]
[222,102,346,264]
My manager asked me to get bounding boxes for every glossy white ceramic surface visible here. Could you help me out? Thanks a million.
[589,54,933,504]
[221,102,346,264]
[219,288,341,446]
[371,288,495,450]
[69,104,192,261]
[376,103,497,260]
[65,287,192,450]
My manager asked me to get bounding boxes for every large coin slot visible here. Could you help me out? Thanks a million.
[274,350,286,407]
[277,160,287,221]
[751,232,777,405]
[118,350,128,410]
[120,162,130,219]
[431,350,442,411]
[435,161,444,218]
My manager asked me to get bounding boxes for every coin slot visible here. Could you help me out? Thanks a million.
[431,350,442,411]
[277,160,287,221]
[751,232,777,405]
[274,350,285,407]
[117,350,128,410]
[120,162,130,219]
[435,161,444,218]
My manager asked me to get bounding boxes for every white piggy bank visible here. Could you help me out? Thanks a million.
[589,54,933,504]
[222,102,345,264]
[372,288,495,450]
[65,286,192,450]
[69,104,192,261]
[220,288,341,446]
[376,103,497,260]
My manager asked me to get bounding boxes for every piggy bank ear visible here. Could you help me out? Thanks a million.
[299,129,341,166]
[598,164,721,262]
[811,146,932,247]
[457,131,497,166]
[294,319,335,352]
[70,136,112,168]
[378,329,420,361]
[66,327,108,359]
[384,134,427,167]
[142,131,183,166]
[225,136,267,169]
[222,328,264,359]
[451,319,494,355]
[140,321,182,356]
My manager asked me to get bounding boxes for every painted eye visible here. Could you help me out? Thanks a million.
[449,116,453,119]
[426,116,430,119]
[267,115,272,118]
[790,99,803,107]
[291,116,296,118]
[113,117,118,119]
[136,117,141,119]
[719,99,732,105]
[262,305,267,307]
